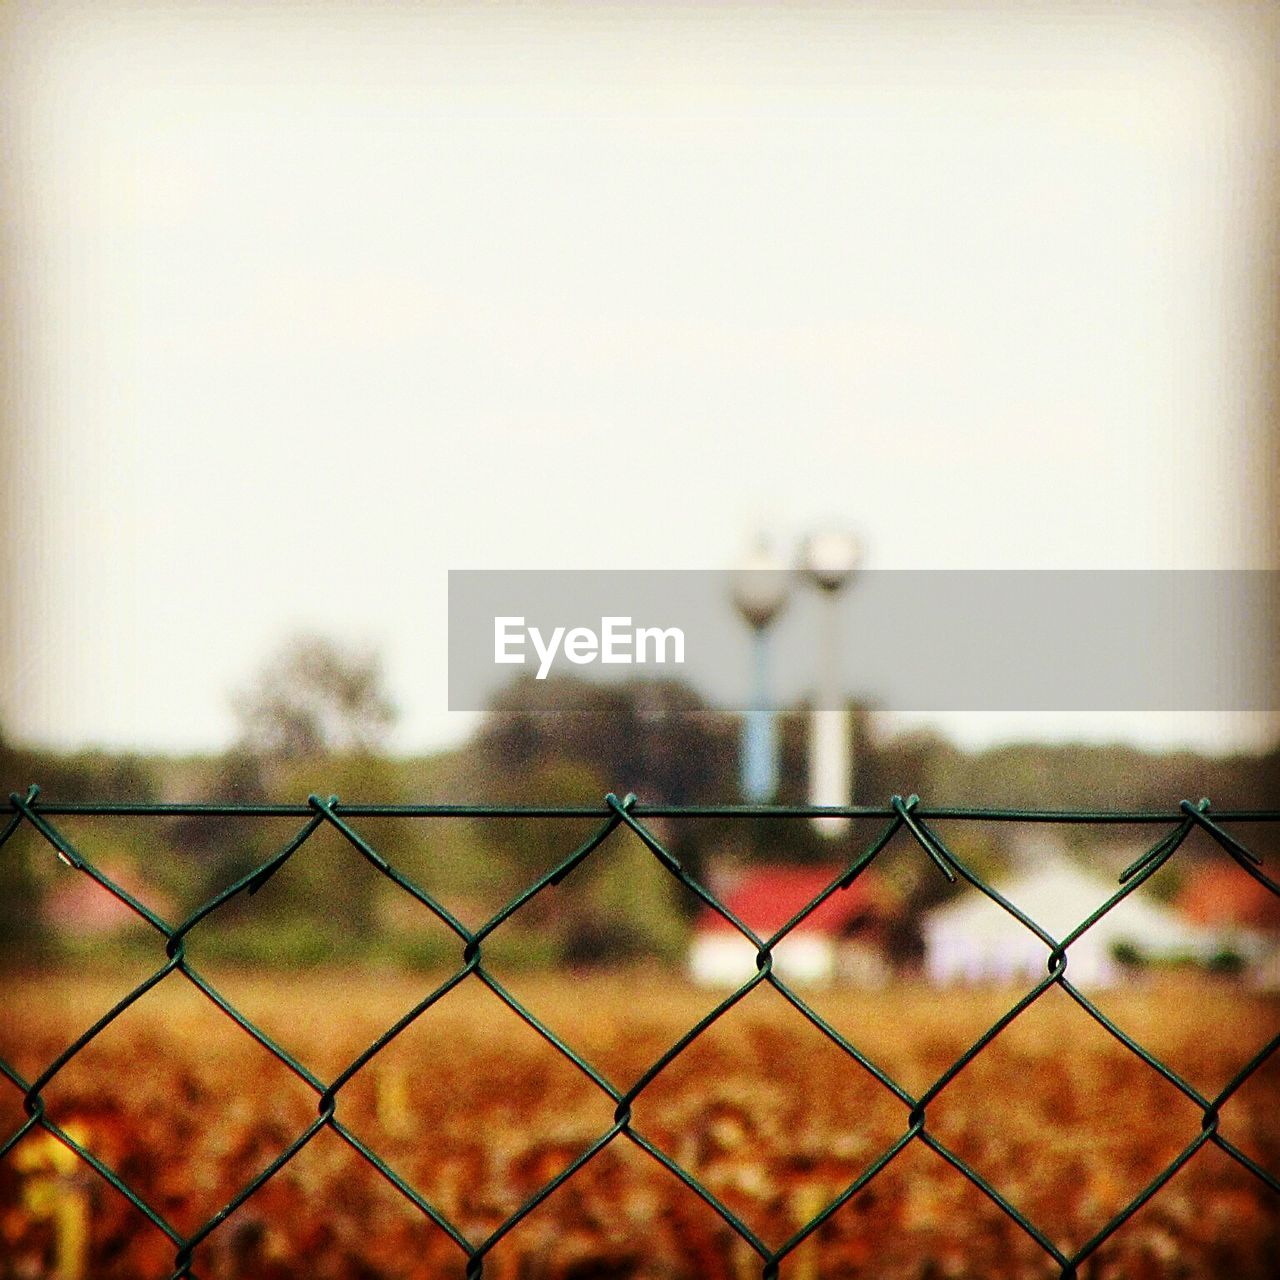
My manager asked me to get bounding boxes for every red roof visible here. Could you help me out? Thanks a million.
[696,865,883,936]
[1177,867,1280,932]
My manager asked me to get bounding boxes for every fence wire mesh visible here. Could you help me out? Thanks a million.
[2,786,1277,1278]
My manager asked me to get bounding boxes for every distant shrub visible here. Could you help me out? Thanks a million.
[1206,947,1246,975]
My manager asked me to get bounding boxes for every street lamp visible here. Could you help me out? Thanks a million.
[799,530,862,835]
[731,542,791,802]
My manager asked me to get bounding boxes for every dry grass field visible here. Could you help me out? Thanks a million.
[1,967,1276,1279]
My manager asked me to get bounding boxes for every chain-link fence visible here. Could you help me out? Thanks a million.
[2,786,1277,1278]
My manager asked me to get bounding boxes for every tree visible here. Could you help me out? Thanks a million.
[474,674,740,883]
[232,634,398,759]
[475,673,736,804]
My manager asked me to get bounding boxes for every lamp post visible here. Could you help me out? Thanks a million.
[731,544,790,802]
[799,530,861,835]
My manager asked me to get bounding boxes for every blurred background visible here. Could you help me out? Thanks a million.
[0,0,1276,970]
[1,0,1277,758]
[1,3,1277,1278]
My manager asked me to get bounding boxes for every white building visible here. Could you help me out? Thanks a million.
[923,861,1217,989]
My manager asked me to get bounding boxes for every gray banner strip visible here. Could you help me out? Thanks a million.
[448,570,1278,713]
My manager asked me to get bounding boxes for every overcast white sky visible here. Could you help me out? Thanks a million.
[1,1,1277,757]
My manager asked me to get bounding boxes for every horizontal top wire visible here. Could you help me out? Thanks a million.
[5,800,1279,820]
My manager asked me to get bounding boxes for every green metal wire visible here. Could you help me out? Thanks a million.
[1,785,1277,1279]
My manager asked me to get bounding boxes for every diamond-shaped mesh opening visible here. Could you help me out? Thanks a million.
[632,982,908,1247]
[182,958,471,1091]
[329,977,618,1244]
[29,974,318,1238]
[183,817,400,961]
[924,983,1204,1250]
[481,819,734,1062]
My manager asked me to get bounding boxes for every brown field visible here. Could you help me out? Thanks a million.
[0,967,1276,1279]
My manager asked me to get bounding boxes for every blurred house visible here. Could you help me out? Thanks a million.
[1175,865,1280,987]
[923,862,1218,989]
[1176,864,1280,932]
[689,865,890,988]
[44,862,175,937]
